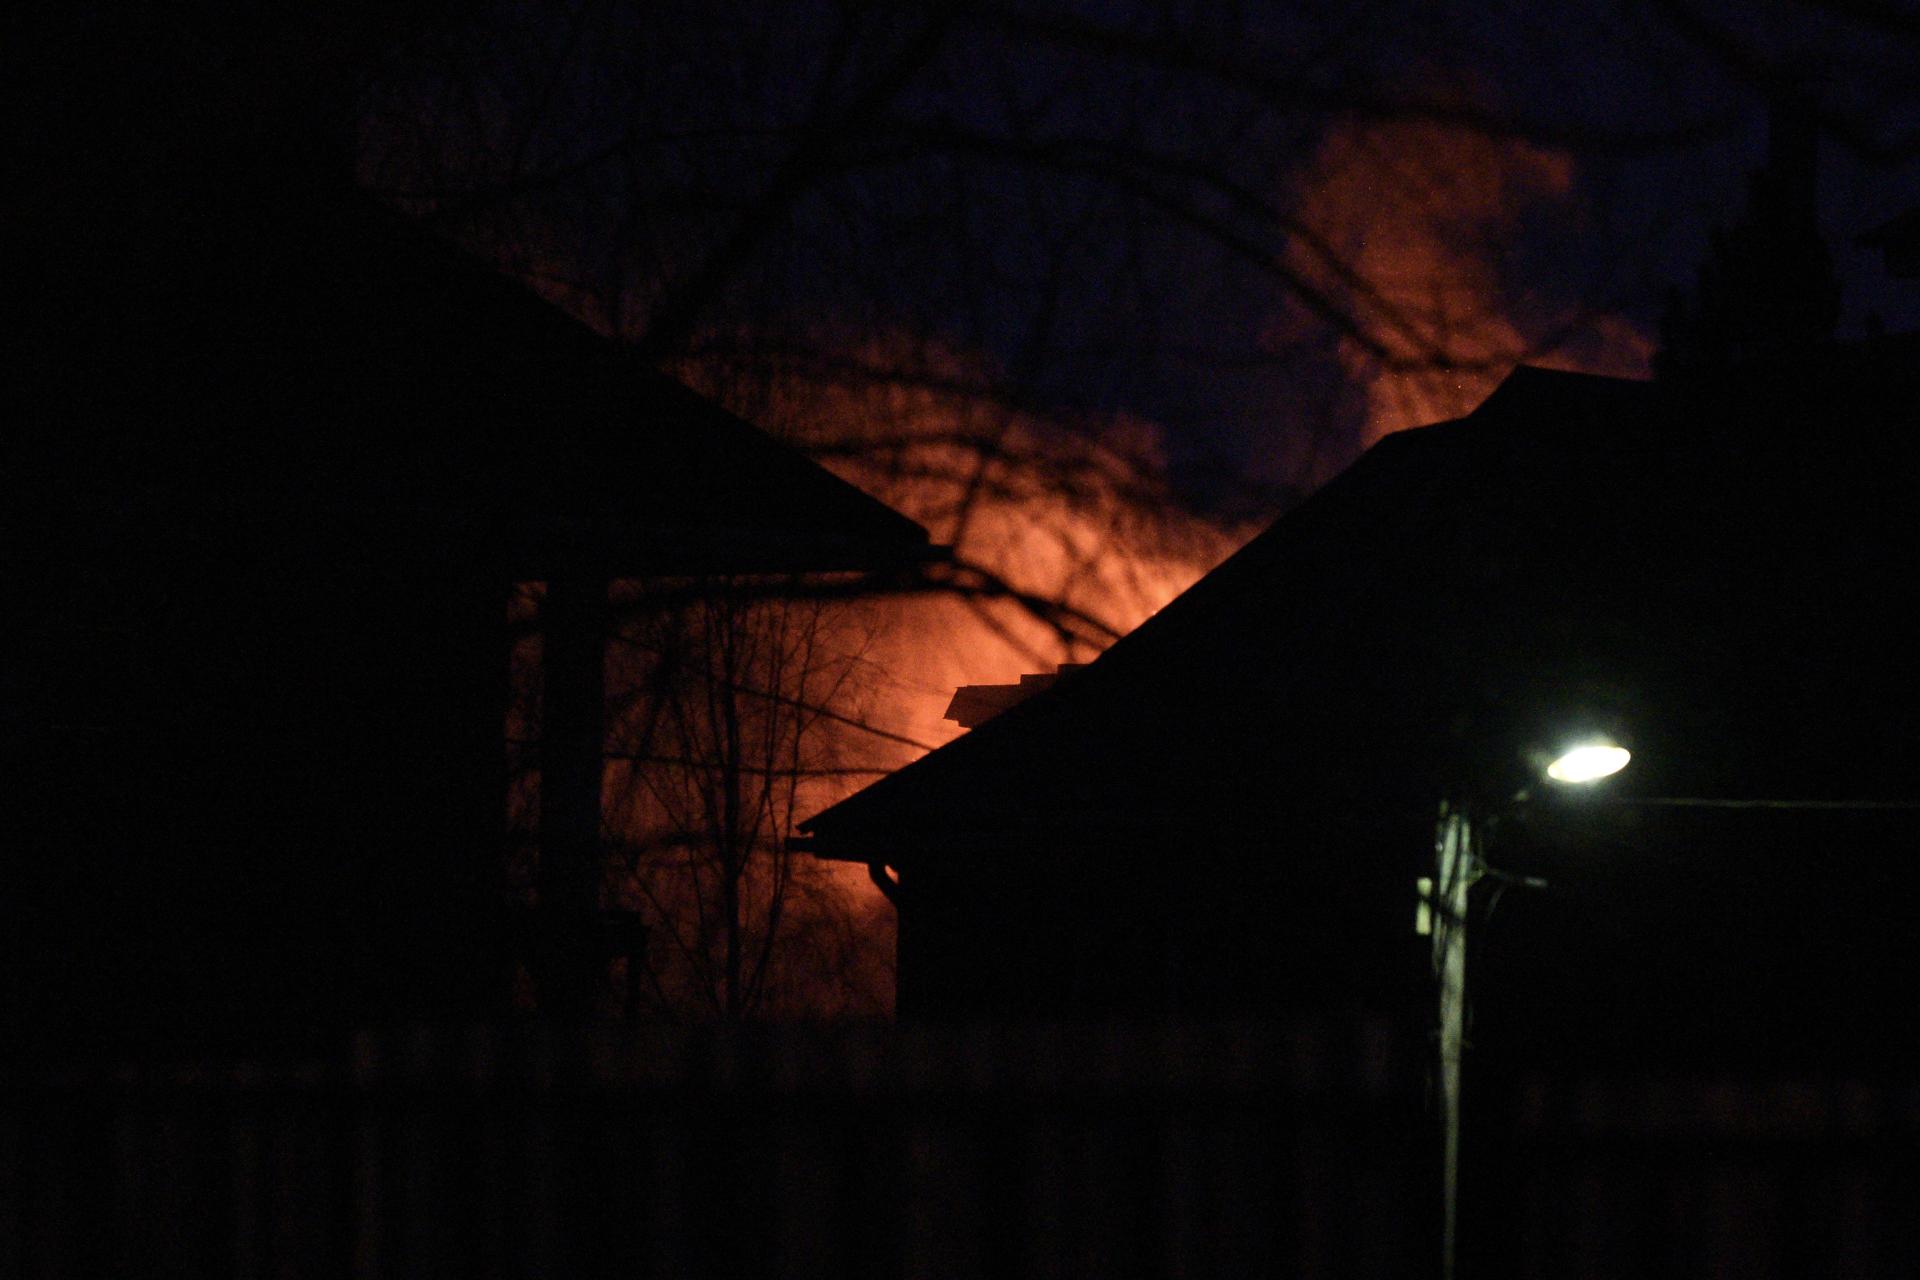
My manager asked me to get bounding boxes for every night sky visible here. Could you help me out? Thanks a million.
[337,1,1920,496]
[23,4,1920,509]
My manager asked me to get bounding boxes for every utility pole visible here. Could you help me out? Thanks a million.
[537,572,609,1020]
[1424,801,1479,1280]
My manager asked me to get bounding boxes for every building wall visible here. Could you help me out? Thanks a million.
[895,817,1432,1024]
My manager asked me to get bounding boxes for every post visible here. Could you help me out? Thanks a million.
[538,573,609,1019]
[1432,801,1479,1280]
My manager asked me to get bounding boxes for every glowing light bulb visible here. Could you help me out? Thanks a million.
[1545,743,1630,784]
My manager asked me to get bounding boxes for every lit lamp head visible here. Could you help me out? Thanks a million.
[1544,740,1631,784]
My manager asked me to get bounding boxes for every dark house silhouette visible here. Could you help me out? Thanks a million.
[801,338,1920,1067]
[803,107,1920,1074]
[1860,207,1920,280]
[6,158,932,1054]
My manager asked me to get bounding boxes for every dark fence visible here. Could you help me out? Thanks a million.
[1480,1069,1920,1278]
[0,1018,1426,1279]
[5,1020,1919,1277]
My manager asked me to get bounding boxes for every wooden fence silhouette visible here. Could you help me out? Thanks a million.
[3,1018,1917,1277]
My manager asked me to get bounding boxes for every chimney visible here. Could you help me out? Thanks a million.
[1859,209,1920,280]
[943,664,1087,729]
[1656,83,1840,375]
[1765,87,1820,239]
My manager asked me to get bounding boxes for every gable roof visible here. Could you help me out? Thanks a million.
[12,173,934,582]
[801,345,1920,864]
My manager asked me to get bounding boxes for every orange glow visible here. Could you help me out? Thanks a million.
[1279,119,1652,452]
[562,336,1252,1016]
[683,336,1253,756]
[498,346,1252,1018]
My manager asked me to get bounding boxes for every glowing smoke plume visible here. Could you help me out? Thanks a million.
[1280,119,1652,450]
[685,335,1253,755]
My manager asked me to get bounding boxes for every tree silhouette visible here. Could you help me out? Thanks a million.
[602,583,892,1019]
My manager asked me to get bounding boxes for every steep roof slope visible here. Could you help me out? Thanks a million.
[803,347,1920,864]
[9,176,932,581]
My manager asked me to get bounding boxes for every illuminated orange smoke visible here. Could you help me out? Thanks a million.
[1279,119,1652,450]
[689,336,1253,757]
[573,337,1249,1017]
[501,339,1249,1019]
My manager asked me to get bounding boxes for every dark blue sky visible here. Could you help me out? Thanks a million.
[354,3,1920,500]
[29,2,1920,515]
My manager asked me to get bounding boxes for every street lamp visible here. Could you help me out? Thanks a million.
[1425,734,1627,1280]
[1545,740,1631,784]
